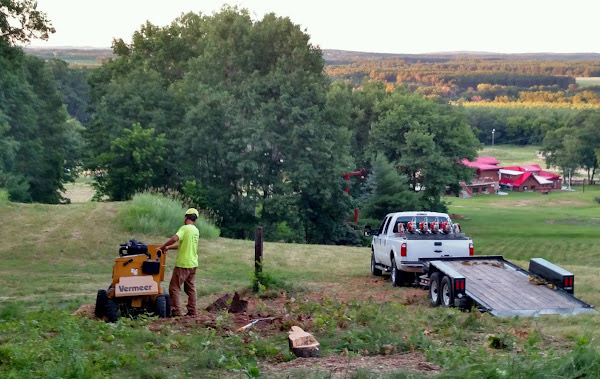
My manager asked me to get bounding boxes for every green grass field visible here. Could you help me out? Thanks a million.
[2,185,600,377]
[479,145,544,167]
[576,77,600,87]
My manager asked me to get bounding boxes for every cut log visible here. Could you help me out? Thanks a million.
[288,326,320,358]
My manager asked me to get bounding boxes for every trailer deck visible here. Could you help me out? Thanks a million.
[423,256,596,317]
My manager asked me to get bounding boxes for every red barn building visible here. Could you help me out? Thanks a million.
[499,165,562,192]
[460,157,501,196]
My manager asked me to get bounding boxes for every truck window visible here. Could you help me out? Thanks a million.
[383,216,393,235]
[377,217,389,235]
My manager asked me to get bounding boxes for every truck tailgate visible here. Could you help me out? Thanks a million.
[407,237,470,260]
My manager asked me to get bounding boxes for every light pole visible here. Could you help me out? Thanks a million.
[492,129,495,147]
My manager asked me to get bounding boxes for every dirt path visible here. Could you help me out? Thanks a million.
[262,352,440,377]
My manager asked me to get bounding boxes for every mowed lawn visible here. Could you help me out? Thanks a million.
[2,187,600,377]
[479,144,544,167]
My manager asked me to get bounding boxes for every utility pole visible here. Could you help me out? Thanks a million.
[492,129,495,147]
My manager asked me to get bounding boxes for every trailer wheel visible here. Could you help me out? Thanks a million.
[371,251,382,276]
[95,289,108,318]
[440,276,454,308]
[106,298,119,322]
[429,272,442,307]
[390,258,403,287]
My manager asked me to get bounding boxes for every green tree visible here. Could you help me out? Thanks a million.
[95,123,167,201]
[0,0,54,45]
[362,156,419,220]
[88,8,356,243]
[0,43,76,203]
[369,90,480,211]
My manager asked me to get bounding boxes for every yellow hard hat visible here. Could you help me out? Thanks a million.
[185,208,199,218]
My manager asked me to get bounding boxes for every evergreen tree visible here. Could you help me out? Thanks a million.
[362,156,419,220]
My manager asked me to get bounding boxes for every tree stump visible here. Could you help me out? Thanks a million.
[288,326,320,358]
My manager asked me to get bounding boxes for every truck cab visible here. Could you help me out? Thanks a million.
[370,211,473,285]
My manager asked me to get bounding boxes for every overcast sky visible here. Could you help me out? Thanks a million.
[28,0,600,54]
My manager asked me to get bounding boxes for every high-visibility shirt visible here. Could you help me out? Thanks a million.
[175,224,199,268]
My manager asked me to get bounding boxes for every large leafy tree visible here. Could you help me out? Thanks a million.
[369,90,480,210]
[0,1,78,203]
[0,42,77,203]
[95,123,167,201]
[87,8,355,243]
[543,110,600,182]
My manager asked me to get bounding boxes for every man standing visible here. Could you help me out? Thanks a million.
[159,208,200,317]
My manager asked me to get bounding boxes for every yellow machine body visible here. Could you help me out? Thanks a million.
[107,244,166,307]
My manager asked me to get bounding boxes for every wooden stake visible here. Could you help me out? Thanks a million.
[254,227,263,291]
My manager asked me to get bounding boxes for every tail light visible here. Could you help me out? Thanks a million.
[469,242,474,256]
[455,279,465,291]
[400,243,407,257]
[564,277,574,287]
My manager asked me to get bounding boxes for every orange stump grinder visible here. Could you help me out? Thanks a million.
[95,239,170,322]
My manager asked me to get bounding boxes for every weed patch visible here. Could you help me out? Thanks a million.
[116,192,219,238]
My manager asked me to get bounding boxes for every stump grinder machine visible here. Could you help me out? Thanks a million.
[95,239,171,322]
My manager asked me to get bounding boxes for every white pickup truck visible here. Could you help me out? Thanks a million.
[368,211,473,286]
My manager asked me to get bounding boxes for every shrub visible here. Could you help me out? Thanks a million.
[116,192,220,238]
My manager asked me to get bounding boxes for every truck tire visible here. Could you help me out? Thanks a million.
[106,298,119,322]
[390,257,402,287]
[440,276,454,308]
[371,251,382,276]
[95,289,108,318]
[429,272,442,307]
[155,295,167,318]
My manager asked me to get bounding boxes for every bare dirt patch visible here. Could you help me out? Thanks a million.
[262,352,440,377]
[306,276,428,306]
[72,303,100,319]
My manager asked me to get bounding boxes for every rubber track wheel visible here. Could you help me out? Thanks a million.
[106,298,119,323]
[155,295,167,318]
[164,294,172,318]
[95,289,108,318]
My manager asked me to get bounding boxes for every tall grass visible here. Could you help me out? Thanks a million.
[0,188,8,204]
[116,192,220,238]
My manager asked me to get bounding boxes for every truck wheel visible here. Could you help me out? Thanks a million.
[95,289,108,318]
[429,272,442,307]
[390,258,402,287]
[155,295,167,318]
[371,251,382,276]
[106,298,119,322]
[440,276,454,308]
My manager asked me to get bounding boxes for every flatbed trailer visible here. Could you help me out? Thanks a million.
[419,255,596,317]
